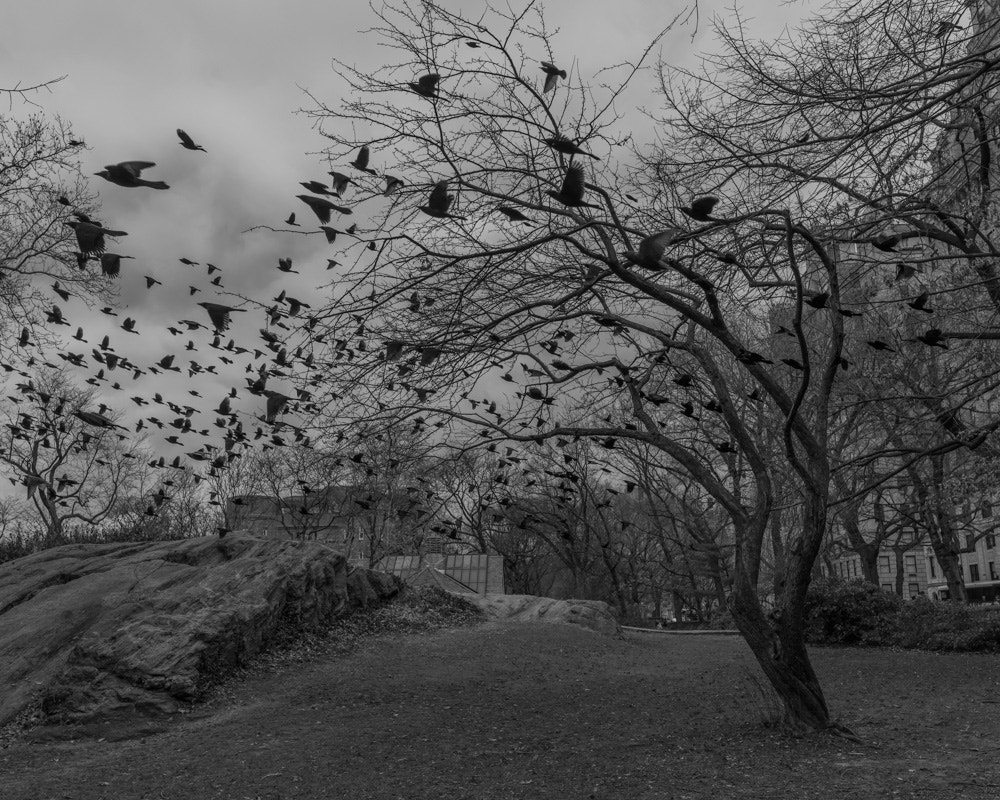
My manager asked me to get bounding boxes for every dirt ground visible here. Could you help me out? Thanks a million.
[2,619,999,800]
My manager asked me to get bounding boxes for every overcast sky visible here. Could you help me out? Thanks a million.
[0,0,816,472]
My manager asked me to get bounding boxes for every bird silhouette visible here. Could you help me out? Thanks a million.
[99,253,134,279]
[198,302,247,332]
[871,234,900,252]
[297,194,352,224]
[913,328,948,348]
[95,161,169,189]
[679,196,718,221]
[497,205,531,223]
[383,176,405,196]
[540,61,566,93]
[908,290,933,313]
[547,164,600,209]
[420,181,465,219]
[350,145,378,175]
[65,221,128,254]
[285,212,299,226]
[545,134,599,159]
[329,171,354,197]
[409,73,440,98]
[622,229,681,270]
[176,129,206,151]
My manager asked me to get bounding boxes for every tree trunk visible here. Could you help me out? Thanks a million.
[730,582,832,731]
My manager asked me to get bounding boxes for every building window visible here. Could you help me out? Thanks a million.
[908,583,921,599]
[905,554,917,576]
[987,534,996,549]
[970,563,981,583]
[990,562,998,581]
[881,583,894,594]
[879,555,891,571]
[929,556,936,578]
[966,534,976,550]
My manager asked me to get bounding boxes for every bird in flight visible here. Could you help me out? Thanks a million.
[547,164,600,209]
[540,61,567,93]
[65,220,128,254]
[95,161,169,189]
[420,181,465,219]
[297,194,352,224]
[350,145,378,175]
[545,134,599,159]
[622,229,681,270]
[198,302,247,332]
[177,129,206,152]
[679,196,718,221]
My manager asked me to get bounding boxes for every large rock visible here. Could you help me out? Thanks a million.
[467,593,621,636]
[0,533,400,727]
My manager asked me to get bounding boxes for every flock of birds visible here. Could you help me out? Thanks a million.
[3,52,965,534]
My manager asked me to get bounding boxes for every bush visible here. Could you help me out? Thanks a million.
[804,578,903,645]
[804,578,1000,652]
[892,599,1000,652]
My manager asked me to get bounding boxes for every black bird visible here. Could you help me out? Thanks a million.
[329,172,354,197]
[350,145,378,175]
[65,220,127,255]
[297,194,352,224]
[908,290,933,313]
[866,340,895,352]
[177,129,206,151]
[547,164,600,209]
[679,196,718,221]
[263,391,292,424]
[285,212,299,226]
[383,175,404,195]
[871,234,900,252]
[198,302,247,332]
[99,253,133,278]
[540,61,566,93]
[497,205,531,223]
[409,73,440,98]
[420,181,465,219]
[95,161,169,189]
[545,134,599,159]
[805,292,829,309]
[895,262,917,280]
[301,180,336,195]
[622,229,681,270]
[74,409,123,429]
[913,328,948,348]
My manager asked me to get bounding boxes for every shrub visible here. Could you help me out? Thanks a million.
[804,578,903,645]
[892,599,1000,652]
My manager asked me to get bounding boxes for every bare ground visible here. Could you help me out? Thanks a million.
[2,608,999,799]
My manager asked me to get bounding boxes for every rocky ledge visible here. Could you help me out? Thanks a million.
[0,533,400,727]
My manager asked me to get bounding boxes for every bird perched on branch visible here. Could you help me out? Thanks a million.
[95,161,169,189]
[65,220,128,255]
[176,129,205,151]
[409,73,440,98]
[297,194,352,224]
[622,229,681,270]
[545,134,599,159]
[547,164,600,209]
[540,61,566,93]
[420,181,465,219]
[198,302,247,332]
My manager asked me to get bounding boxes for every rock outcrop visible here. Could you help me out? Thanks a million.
[467,593,621,636]
[0,533,400,727]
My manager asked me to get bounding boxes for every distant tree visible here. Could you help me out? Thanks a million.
[0,370,147,544]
